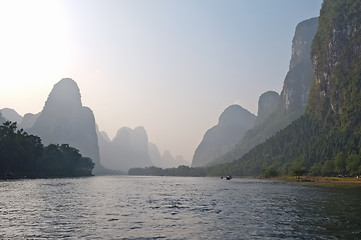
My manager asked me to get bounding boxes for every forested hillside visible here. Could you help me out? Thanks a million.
[209,0,361,177]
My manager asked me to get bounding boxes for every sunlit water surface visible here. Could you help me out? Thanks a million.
[1,176,361,239]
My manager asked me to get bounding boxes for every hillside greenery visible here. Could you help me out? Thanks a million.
[212,108,301,166]
[207,115,361,177]
[208,0,361,178]
[0,121,94,179]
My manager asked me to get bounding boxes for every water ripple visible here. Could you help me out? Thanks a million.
[0,176,360,239]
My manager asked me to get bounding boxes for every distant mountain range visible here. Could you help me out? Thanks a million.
[207,17,319,166]
[191,105,255,167]
[98,126,152,172]
[1,79,189,174]
[6,3,359,178]
[25,78,107,175]
[0,108,22,124]
[1,14,318,173]
[208,0,361,177]
[97,126,189,172]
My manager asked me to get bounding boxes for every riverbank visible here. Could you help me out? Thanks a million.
[273,176,361,186]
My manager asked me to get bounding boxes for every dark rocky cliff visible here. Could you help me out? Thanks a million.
[307,0,361,126]
[280,17,319,115]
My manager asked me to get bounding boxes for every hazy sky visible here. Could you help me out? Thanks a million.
[0,0,322,162]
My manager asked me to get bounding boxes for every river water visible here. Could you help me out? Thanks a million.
[0,176,360,239]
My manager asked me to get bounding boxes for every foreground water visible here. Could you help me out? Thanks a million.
[0,176,360,239]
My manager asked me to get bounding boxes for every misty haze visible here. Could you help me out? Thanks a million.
[1,0,361,239]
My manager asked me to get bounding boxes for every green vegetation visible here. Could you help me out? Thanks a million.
[261,167,278,178]
[0,121,94,179]
[207,0,361,179]
[208,111,361,178]
[128,165,207,177]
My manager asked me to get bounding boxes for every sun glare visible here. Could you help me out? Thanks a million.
[0,0,71,88]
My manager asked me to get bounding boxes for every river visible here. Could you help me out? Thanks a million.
[0,176,360,239]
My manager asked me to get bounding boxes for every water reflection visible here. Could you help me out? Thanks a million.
[0,176,360,239]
